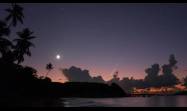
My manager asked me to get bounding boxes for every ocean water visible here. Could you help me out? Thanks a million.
[61,96,187,107]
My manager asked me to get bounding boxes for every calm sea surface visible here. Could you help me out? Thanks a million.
[61,96,187,107]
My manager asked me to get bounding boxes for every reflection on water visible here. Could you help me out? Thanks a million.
[2,96,187,107]
[61,96,187,107]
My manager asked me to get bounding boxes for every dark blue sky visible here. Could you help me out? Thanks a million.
[0,3,187,82]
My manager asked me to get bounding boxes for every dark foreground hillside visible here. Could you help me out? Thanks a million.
[16,81,128,98]
[0,61,127,107]
[0,81,127,106]
[48,82,127,98]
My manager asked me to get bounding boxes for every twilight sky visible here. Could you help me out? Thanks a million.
[0,3,187,82]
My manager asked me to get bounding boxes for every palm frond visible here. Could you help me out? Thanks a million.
[5,9,12,13]
[27,36,36,40]
[5,3,24,27]
[17,16,23,24]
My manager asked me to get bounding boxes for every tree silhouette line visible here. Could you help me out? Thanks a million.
[0,3,53,98]
[0,3,34,64]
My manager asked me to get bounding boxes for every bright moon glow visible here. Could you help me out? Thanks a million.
[56,54,61,60]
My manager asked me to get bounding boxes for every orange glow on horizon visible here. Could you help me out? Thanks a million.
[34,64,187,83]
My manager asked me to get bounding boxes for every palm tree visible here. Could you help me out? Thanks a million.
[0,37,13,56]
[46,63,53,77]
[14,28,36,64]
[5,3,24,27]
[0,20,12,59]
[0,20,10,37]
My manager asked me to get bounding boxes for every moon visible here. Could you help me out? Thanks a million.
[56,54,61,60]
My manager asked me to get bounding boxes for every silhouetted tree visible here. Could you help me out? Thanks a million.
[0,38,13,61]
[46,63,53,77]
[5,3,24,27]
[108,71,120,85]
[38,76,52,83]
[0,20,10,36]
[0,4,41,98]
[18,66,38,85]
[14,28,36,64]
[0,4,35,64]
[0,20,12,60]
[23,66,37,78]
